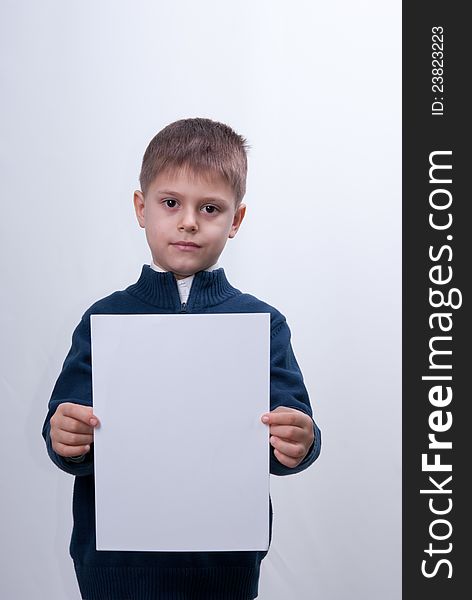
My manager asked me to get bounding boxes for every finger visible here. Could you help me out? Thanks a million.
[268,424,306,442]
[53,430,94,447]
[261,409,309,427]
[53,441,92,458]
[59,403,100,427]
[273,448,303,469]
[270,435,307,460]
[59,416,95,435]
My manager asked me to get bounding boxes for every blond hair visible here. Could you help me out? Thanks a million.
[139,118,249,204]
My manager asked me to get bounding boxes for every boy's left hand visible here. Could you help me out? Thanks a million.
[261,407,315,468]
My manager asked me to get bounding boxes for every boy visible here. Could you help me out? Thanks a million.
[42,117,321,600]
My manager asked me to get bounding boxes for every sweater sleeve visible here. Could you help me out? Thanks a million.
[42,313,95,477]
[269,317,321,476]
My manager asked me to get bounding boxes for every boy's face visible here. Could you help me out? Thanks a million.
[134,169,246,279]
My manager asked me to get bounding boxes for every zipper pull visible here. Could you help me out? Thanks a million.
[180,302,187,313]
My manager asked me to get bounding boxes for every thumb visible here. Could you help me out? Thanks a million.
[61,402,100,427]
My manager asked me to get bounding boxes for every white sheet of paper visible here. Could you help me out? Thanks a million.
[91,312,270,552]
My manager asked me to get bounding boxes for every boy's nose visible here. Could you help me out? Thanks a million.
[178,210,198,232]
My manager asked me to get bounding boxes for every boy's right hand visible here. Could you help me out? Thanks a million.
[50,402,100,458]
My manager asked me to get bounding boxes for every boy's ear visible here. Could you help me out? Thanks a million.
[228,203,246,239]
[133,191,145,228]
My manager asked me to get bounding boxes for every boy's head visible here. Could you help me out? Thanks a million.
[139,117,249,205]
[134,118,249,279]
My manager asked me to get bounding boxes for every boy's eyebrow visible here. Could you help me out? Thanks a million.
[157,189,181,196]
[157,190,230,203]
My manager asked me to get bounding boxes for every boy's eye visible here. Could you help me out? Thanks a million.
[202,205,218,214]
[164,198,177,208]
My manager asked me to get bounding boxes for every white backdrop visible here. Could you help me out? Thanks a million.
[0,1,401,599]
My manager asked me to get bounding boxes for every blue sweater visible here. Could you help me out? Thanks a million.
[42,266,321,600]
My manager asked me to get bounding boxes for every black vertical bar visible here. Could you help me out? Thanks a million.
[403,2,469,598]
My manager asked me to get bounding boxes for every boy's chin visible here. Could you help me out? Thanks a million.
[168,262,200,279]
[153,259,197,278]
[170,259,217,279]
[173,266,205,279]
[154,255,217,278]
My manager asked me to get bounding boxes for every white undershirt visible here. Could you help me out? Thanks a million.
[150,260,219,304]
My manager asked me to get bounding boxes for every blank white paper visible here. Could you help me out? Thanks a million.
[91,312,270,552]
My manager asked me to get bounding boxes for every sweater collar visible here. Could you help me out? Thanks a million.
[125,265,240,310]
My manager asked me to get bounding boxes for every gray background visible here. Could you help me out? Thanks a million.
[1,1,401,598]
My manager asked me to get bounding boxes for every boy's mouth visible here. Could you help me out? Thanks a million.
[171,241,201,251]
